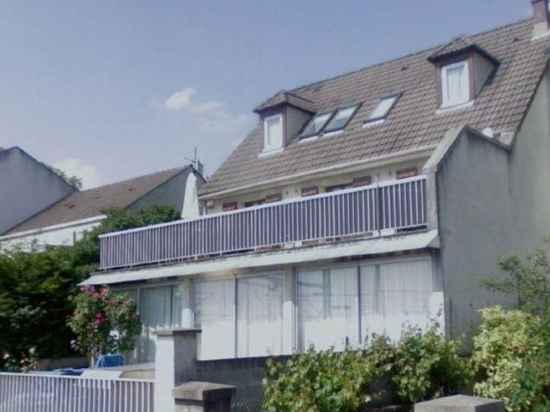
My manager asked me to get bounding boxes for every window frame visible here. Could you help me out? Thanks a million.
[263,113,284,153]
[322,104,361,134]
[440,61,471,109]
[298,111,335,140]
[366,93,401,124]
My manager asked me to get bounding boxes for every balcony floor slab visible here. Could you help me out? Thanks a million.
[82,229,439,286]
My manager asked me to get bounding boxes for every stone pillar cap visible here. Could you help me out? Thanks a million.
[415,395,504,412]
[173,381,236,402]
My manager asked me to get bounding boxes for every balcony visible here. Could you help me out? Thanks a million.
[99,176,428,270]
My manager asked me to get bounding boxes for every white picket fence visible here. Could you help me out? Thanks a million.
[0,373,154,412]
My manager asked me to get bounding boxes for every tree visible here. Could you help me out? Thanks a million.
[0,205,180,369]
[50,167,83,190]
[482,249,550,315]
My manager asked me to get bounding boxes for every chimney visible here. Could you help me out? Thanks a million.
[532,0,550,38]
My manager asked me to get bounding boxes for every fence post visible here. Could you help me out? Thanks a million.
[154,328,201,412]
[415,395,504,412]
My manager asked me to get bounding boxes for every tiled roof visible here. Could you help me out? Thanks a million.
[7,167,190,234]
[200,18,549,196]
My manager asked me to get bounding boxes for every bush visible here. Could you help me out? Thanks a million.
[263,348,380,412]
[262,328,468,412]
[68,287,141,359]
[472,306,550,412]
[392,327,471,404]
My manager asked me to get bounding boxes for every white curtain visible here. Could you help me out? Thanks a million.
[195,278,235,360]
[298,267,358,351]
[360,260,433,342]
[445,64,468,106]
[139,286,172,362]
[237,274,284,357]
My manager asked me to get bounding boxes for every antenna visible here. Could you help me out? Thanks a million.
[184,146,204,175]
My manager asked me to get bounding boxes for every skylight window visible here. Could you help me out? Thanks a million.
[299,112,333,139]
[323,105,360,133]
[367,94,400,122]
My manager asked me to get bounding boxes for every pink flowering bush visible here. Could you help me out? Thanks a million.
[68,286,141,359]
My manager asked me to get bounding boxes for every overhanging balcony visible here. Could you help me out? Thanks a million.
[99,176,428,270]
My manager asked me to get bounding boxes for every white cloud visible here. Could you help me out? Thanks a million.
[53,158,101,190]
[163,87,256,137]
[164,88,196,111]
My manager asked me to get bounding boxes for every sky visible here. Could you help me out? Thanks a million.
[0,0,530,189]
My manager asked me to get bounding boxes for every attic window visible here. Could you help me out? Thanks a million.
[441,61,470,108]
[323,105,360,133]
[367,94,400,123]
[263,114,284,152]
[299,112,333,139]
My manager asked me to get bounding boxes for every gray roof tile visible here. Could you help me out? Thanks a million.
[201,18,548,196]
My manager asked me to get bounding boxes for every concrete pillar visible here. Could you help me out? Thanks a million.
[173,381,236,412]
[154,329,201,412]
[415,395,504,412]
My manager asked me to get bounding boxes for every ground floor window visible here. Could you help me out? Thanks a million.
[195,272,285,360]
[119,256,435,363]
[297,267,359,351]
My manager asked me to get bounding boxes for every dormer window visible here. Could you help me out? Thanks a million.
[263,114,283,152]
[441,61,470,108]
[323,104,360,133]
[366,95,400,123]
[299,112,333,139]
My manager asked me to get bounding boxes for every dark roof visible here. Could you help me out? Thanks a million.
[428,36,500,65]
[7,167,190,234]
[201,18,549,196]
[254,90,317,113]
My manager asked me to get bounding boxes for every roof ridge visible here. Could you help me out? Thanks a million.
[290,16,532,95]
[79,166,188,193]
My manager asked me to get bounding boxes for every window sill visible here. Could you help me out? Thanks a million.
[298,135,320,144]
[363,119,386,128]
[436,100,474,115]
[259,147,284,158]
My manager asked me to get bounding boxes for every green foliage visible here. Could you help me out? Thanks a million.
[392,327,471,404]
[50,166,83,189]
[472,306,550,412]
[263,348,379,412]
[0,206,179,369]
[482,250,550,315]
[263,328,469,412]
[68,287,141,358]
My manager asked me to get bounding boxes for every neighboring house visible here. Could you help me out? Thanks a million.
[0,147,76,235]
[0,165,204,250]
[83,0,550,405]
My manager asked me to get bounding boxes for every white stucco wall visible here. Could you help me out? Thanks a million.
[0,216,104,250]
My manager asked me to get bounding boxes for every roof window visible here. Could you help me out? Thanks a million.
[323,105,360,133]
[299,112,333,139]
[366,94,400,123]
[441,61,470,108]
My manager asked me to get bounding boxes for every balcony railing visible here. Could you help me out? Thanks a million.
[99,176,428,270]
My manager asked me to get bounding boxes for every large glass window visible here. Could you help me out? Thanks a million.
[297,267,359,351]
[324,105,360,133]
[237,274,284,357]
[360,260,433,342]
[299,112,333,139]
[138,285,188,362]
[367,95,400,122]
[441,61,470,108]
[195,278,236,360]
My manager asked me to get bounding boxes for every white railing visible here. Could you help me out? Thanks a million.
[0,373,154,412]
[99,176,428,270]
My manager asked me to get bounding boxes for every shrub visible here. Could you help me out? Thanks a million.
[391,327,471,404]
[472,306,550,412]
[263,348,380,412]
[262,328,468,411]
[68,287,141,359]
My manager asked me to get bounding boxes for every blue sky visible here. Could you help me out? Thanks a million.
[0,0,529,188]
